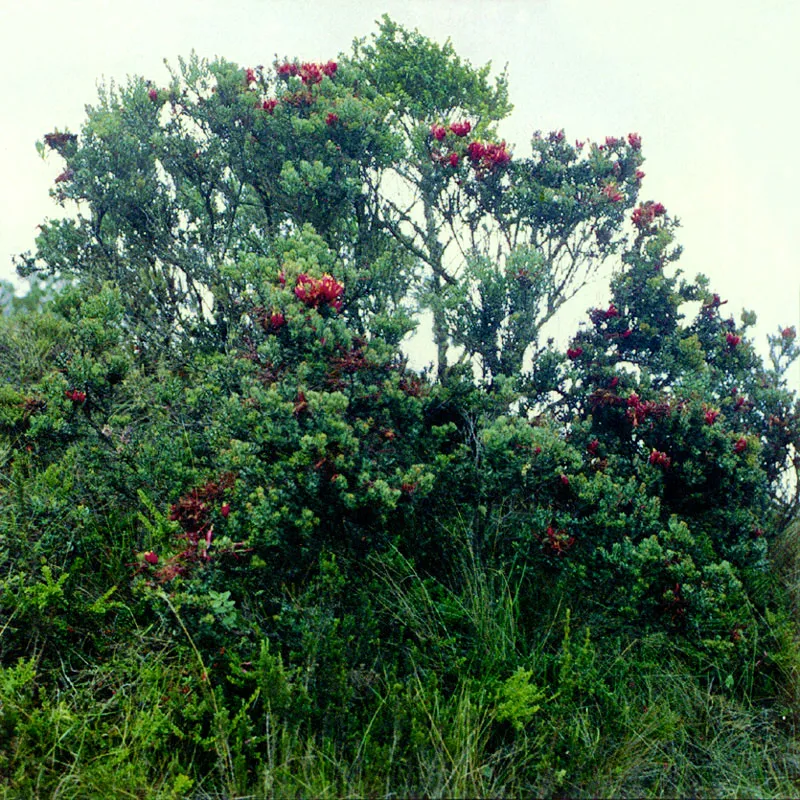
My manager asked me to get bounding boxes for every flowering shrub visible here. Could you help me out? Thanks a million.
[5,18,800,797]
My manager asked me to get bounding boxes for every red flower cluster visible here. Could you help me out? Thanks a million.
[148,87,159,102]
[262,98,278,114]
[726,333,741,348]
[299,62,324,85]
[649,449,671,468]
[587,438,600,455]
[65,389,86,404]
[466,140,511,170]
[567,346,583,360]
[591,303,620,324]
[602,183,624,203]
[627,392,671,427]
[631,201,667,229]
[294,273,344,312]
[605,136,621,148]
[140,475,237,583]
[449,120,471,137]
[447,152,460,167]
[245,67,257,85]
[276,60,337,84]
[543,526,575,556]
[733,437,748,454]
[782,326,796,340]
[430,124,447,141]
[704,408,720,425]
[325,112,339,126]
[627,132,642,150]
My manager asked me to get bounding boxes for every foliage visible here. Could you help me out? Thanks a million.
[3,16,800,797]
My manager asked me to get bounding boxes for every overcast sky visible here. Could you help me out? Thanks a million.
[2,0,798,370]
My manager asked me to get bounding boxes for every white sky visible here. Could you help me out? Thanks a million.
[2,0,799,372]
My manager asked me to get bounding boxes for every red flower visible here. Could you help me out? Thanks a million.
[449,120,471,137]
[704,409,720,425]
[300,62,323,85]
[268,311,286,331]
[245,67,257,85]
[430,124,447,141]
[220,503,230,518]
[148,87,159,102]
[567,347,583,360]
[726,333,741,348]
[605,136,620,148]
[262,98,278,114]
[649,449,671,468]
[632,201,666,228]
[277,62,299,77]
[602,183,623,203]
[325,112,339,126]
[321,60,338,77]
[143,551,159,565]
[782,326,796,340]
[65,389,86,404]
[467,140,486,161]
[588,439,600,455]
[483,141,510,168]
[560,473,570,486]
[635,169,645,182]
[733,437,747,454]
[605,303,619,319]
[447,152,460,167]
[627,132,642,150]
[544,526,575,556]
[294,273,344,312]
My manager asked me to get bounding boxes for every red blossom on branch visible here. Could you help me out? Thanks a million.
[627,132,642,150]
[543,526,575,556]
[262,98,278,113]
[567,346,583,360]
[649,449,671,468]
[602,183,623,203]
[726,333,741,348]
[447,152,460,167]
[276,62,300,77]
[430,124,447,141]
[704,408,720,425]
[466,140,485,161]
[294,273,345,312]
[733,437,748,454]
[449,120,471,137]
[65,389,86,404]
[325,112,339,126]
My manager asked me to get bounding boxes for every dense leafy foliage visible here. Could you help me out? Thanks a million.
[3,17,800,797]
